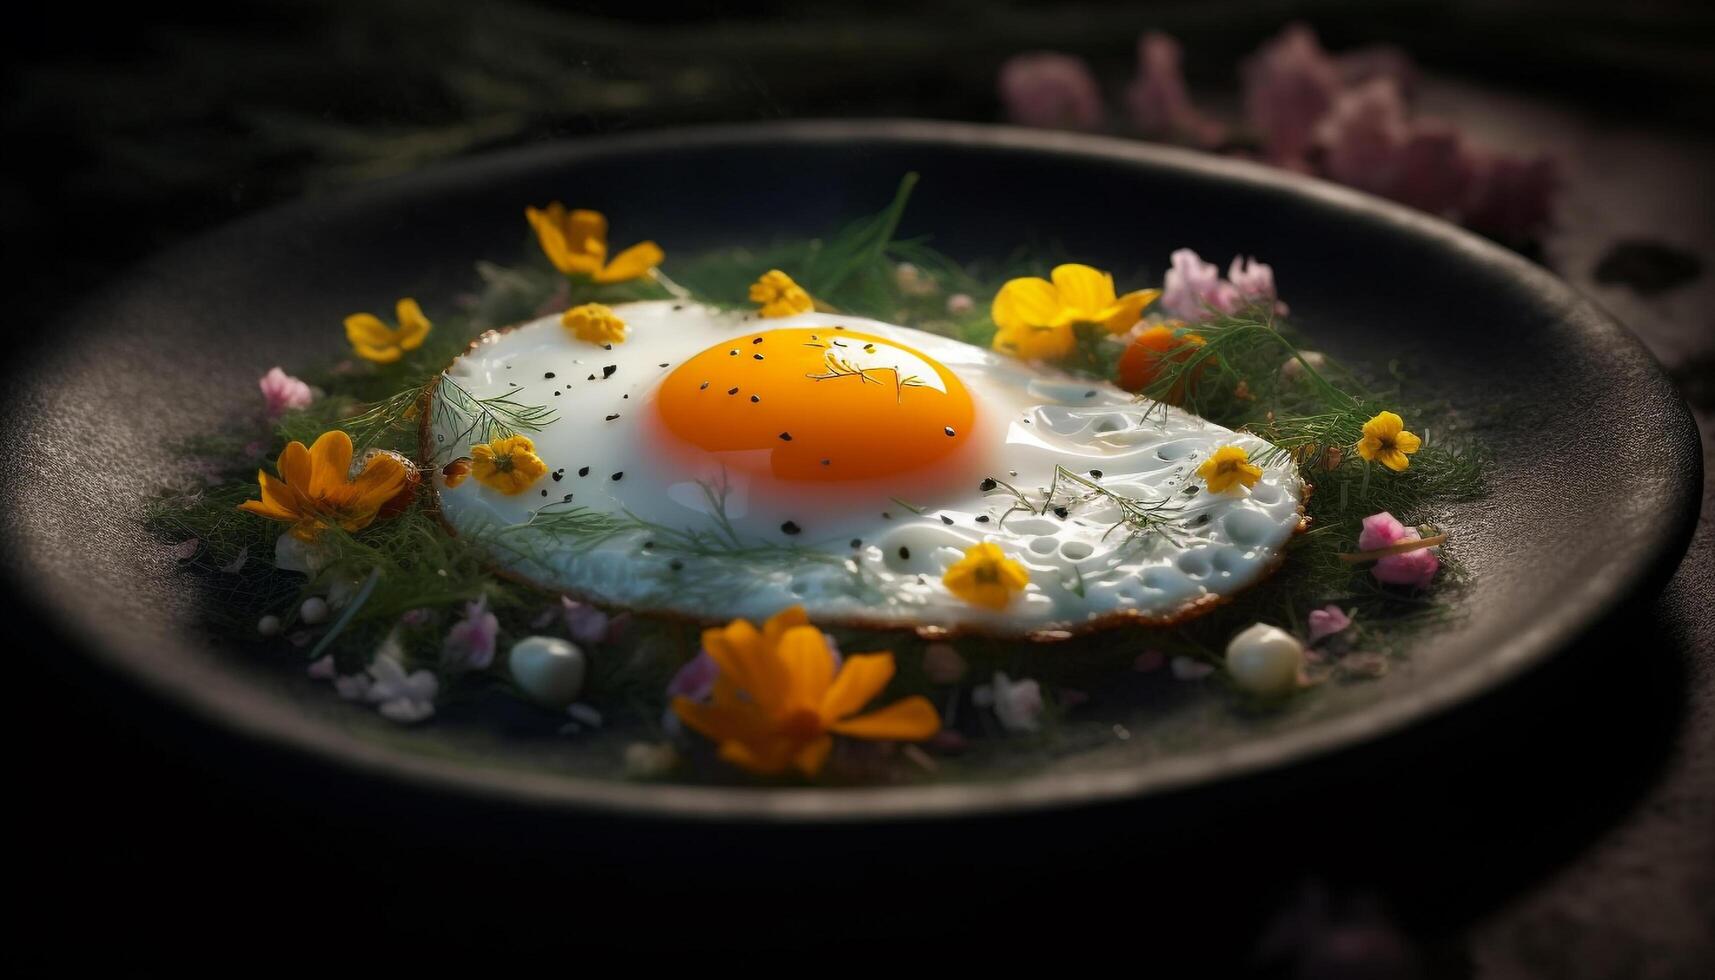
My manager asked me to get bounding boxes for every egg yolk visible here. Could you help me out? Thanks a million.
[654,327,975,481]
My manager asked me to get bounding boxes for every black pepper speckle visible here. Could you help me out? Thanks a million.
[605,413,620,421]
[544,372,556,379]
[602,365,617,378]
[611,471,624,481]
[753,353,764,361]
[700,381,709,390]
[979,478,997,491]
[1090,469,1103,478]
[850,538,862,548]
[781,520,801,535]
[728,386,739,395]
[669,559,684,572]
[750,394,760,403]
[976,515,990,523]
[939,515,954,525]
[578,466,590,477]
[778,432,792,442]
[944,426,956,437]
[898,546,910,560]
[1053,506,1069,519]
[752,336,763,344]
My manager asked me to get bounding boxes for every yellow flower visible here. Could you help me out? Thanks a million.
[991,263,1160,361]
[345,298,431,364]
[942,541,1031,610]
[672,606,941,777]
[1197,445,1264,494]
[561,302,627,345]
[469,435,549,495]
[1355,411,1422,472]
[238,430,409,540]
[525,204,663,283]
[749,269,815,318]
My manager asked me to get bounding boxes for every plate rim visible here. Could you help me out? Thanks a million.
[6,118,1703,823]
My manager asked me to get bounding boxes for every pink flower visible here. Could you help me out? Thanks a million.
[259,367,313,419]
[1306,605,1353,645]
[1242,23,1342,168]
[666,650,719,703]
[1126,32,1225,147]
[1228,255,1286,313]
[1358,512,1439,589]
[1334,44,1419,98]
[1162,248,1287,321]
[1464,152,1558,242]
[1161,248,1240,321]
[442,595,499,671]
[558,596,611,645]
[999,53,1104,131]
[1316,78,1411,197]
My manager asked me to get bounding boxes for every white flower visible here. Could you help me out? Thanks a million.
[973,671,1044,733]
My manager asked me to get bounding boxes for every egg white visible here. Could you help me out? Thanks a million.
[429,301,1305,638]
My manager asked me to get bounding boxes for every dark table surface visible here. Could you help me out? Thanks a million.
[6,13,1712,972]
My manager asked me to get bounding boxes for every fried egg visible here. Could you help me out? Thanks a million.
[429,301,1304,638]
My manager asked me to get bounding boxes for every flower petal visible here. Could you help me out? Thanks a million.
[791,734,834,777]
[1050,263,1116,317]
[1364,411,1404,440]
[307,430,355,499]
[820,652,895,722]
[276,440,312,492]
[593,241,664,283]
[1101,288,1161,334]
[1393,429,1422,455]
[343,313,394,348]
[829,696,941,740]
[991,277,1061,331]
[394,298,431,351]
[777,625,835,705]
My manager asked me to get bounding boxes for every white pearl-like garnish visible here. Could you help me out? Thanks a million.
[509,636,587,708]
[298,596,330,625]
[1224,623,1304,697]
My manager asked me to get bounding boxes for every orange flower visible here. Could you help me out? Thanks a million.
[1116,323,1207,402]
[672,606,941,777]
[525,204,663,283]
[238,430,409,540]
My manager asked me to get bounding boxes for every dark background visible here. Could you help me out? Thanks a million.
[5,2,1712,973]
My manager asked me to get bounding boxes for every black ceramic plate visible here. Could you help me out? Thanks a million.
[3,121,1700,822]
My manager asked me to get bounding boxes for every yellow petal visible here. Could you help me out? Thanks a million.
[276,440,312,492]
[1364,411,1404,440]
[991,277,1061,331]
[992,322,1075,361]
[307,430,355,500]
[718,736,796,776]
[762,605,811,646]
[565,209,608,256]
[394,298,431,351]
[791,735,834,777]
[829,696,941,740]
[1101,288,1161,334]
[352,342,403,364]
[777,625,835,705]
[672,697,769,745]
[820,652,895,722]
[344,313,394,348]
[1378,449,1411,472]
[1049,264,1116,318]
[1393,429,1422,455]
[593,241,663,283]
[1355,436,1382,462]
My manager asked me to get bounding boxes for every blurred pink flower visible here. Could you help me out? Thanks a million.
[1358,512,1440,589]
[1317,81,1476,218]
[558,596,611,645]
[1464,152,1559,242]
[1126,32,1225,147]
[1163,248,1286,321]
[999,52,1104,130]
[666,650,718,702]
[1306,605,1353,645]
[259,367,312,419]
[442,595,498,671]
[1334,44,1418,99]
[1242,23,1342,168]
[1162,247,1240,320]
